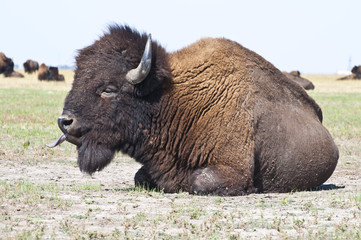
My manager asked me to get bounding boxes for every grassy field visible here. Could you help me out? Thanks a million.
[0,71,360,239]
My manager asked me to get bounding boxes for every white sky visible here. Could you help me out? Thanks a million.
[1,0,360,73]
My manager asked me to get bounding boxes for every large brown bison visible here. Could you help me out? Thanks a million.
[338,65,361,80]
[48,25,338,195]
[23,59,39,73]
[0,52,24,78]
[283,71,315,90]
[38,63,64,81]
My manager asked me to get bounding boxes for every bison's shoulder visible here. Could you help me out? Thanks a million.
[169,38,249,79]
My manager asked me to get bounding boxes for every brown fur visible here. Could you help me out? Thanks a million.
[338,65,361,80]
[4,71,24,78]
[0,52,24,78]
[0,52,15,75]
[56,25,338,195]
[283,71,315,90]
[23,60,39,73]
[38,63,49,80]
[38,63,64,81]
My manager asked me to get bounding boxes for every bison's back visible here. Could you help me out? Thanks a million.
[167,38,338,193]
[164,38,256,190]
[250,60,338,192]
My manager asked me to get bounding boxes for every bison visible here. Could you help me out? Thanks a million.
[23,59,39,73]
[0,52,14,74]
[0,52,24,78]
[38,63,64,81]
[4,71,24,78]
[48,66,65,81]
[338,65,361,80]
[283,71,315,90]
[48,25,338,195]
[38,63,49,80]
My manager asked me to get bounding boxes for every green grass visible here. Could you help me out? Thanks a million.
[309,92,361,139]
[309,91,361,170]
[0,88,75,161]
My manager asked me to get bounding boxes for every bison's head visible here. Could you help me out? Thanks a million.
[48,25,171,174]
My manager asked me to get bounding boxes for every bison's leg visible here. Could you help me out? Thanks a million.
[134,166,158,190]
[189,165,258,196]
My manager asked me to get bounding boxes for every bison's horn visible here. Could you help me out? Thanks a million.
[126,34,152,85]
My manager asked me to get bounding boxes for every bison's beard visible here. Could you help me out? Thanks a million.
[77,138,116,174]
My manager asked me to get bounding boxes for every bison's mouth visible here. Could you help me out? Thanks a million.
[47,112,115,174]
[46,114,83,148]
[46,133,82,148]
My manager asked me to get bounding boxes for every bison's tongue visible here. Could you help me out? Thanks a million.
[46,134,67,148]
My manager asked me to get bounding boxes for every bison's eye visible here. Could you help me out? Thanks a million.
[98,85,118,98]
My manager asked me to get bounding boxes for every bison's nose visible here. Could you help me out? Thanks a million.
[58,117,73,130]
[58,115,81,137]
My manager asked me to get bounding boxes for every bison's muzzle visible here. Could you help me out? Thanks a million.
[47,114,82,148]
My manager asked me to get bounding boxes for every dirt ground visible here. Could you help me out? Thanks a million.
[0,150,360,239]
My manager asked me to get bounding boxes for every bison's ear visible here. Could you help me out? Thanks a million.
[126,34,152,85]
[127,38,172,98]
[132,65,172,98]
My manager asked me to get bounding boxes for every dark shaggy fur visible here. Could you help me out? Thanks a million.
[0,52,14,75]
[38,63,65,81]
[38,63,49,80]
[56,25,338,195]
[0,52,24,78]
[23,60,39,73]
[338,65,361,80]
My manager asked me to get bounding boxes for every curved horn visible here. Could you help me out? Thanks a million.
[126,34,152,85]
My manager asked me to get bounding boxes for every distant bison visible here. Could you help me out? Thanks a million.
[0,52,24,78]
[283,71,315,90]
[338,65,361,80]
[0,52,14,74]
[38,63,48,80]
[23,60,39,73]
[38,63,64,81]
[49,25,338,195]
[4,71,24,78]
[48,66,65,81]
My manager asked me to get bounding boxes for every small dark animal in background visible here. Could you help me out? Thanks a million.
[0,52,14,74]
[38,63,49,80]
[4,71,24,78]
[283,71,315,90]
[338,65,361,80]
[48,25,338,196]
[0,52,24,78]
[23,60,39,73]
[48,66,65,81]
[38,63,64,81]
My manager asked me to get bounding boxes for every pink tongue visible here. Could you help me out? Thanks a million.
[46,134,67,148]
